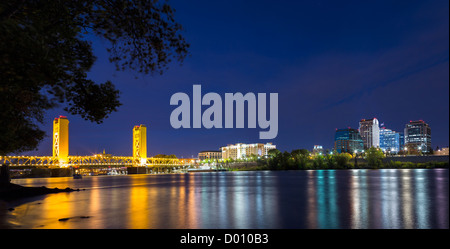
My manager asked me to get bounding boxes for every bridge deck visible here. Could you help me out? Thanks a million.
[1,156,183,167]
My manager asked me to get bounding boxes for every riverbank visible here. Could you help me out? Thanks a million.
[0,182,81,201]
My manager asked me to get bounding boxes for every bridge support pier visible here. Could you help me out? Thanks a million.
[50,168,72,177]
[127,167,147,174]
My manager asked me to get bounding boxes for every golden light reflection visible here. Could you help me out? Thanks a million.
[174,174,187,228]
[128,181,149,228]
[187,174,199,228]
[39,193,72,228]
[87,177,103,228]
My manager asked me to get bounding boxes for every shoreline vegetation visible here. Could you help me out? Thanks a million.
[220,148,449,171]
[227,160,449,172]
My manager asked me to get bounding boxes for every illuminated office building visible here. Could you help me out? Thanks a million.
[359,118,380,149]
[334,128,364,154]
[379,128,401,153]
[404,120,431,153]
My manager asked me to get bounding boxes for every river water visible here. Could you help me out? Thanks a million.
[0,169,448,229]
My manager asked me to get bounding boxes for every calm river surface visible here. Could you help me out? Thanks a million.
[0,169,448,229]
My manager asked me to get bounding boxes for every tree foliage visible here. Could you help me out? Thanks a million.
[0,0,189,155]
[365,147,385,168]
[264,149,355,170]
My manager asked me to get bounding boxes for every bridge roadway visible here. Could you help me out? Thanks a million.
[0,155,189,168]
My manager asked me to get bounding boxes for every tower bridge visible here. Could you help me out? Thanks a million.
[1,116,187,169]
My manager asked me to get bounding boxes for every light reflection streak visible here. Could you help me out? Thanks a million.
[315,170,339,228]
[128,181,149,228]
[255,172,263,227]
[401,169,414,229]
[307,170,318,228]
[328,170,338,228]
[187,173,199,228]
[218,173,228,227]
[316,170,325,228]
[381,170,401,228]
[350,170,360,228]
[200,174,209,227]
[435,169,448,229]
[232,173,247,228]
[350,169,368,228]
[87,179,101,228]
[414,169,430,228]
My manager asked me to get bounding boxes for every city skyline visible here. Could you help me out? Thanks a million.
[20,0,449,158]
[19,114,443,158]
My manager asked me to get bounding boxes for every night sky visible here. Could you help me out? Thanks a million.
[27,0,449,158]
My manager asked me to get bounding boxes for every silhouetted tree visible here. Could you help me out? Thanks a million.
[0,0,189,155]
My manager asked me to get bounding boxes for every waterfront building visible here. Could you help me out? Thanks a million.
[53,116,69,163]
[221,143,276,160]
[312,145,324,156]
[359,118,380,149]
[379,128,401,153]
[434,147,449,156]
[334,128,364,154]
[198,151,222,161]
[404,120,431,153]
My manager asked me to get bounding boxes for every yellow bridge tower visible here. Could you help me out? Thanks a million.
[53,116,69,166]
[133,125,147,165]
[2,117,183,168]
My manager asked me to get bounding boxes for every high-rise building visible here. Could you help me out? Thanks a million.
[334,128,364,154]
[404,120,431,153]
[359,118,380,149]
[133,125,147,163]
[399,133,405,151]
[53,116,69,163]
[221,143,276,160]
[379,128,400,153]
[198,151,222,161]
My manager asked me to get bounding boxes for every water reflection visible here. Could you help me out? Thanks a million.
[305,169,448,229]
[414,169,430,228]
[314,170,339,229]
[401,169,414,229]
[3,169,448,229]
[350,169,369,229]
[306,170,318,228]
[380,169,400,228]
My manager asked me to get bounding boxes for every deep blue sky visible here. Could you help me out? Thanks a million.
[28,0,449,158]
